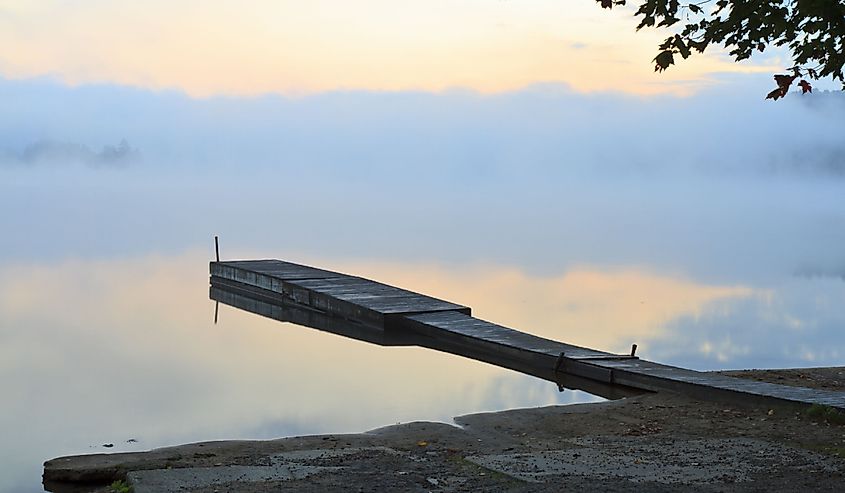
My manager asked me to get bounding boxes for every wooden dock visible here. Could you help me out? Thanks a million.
[210,259,845,411]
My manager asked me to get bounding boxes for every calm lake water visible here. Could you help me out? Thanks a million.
[2,90,845,492]
[2,164,844,492]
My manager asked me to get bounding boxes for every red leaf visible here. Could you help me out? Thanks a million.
[773,74,795,90]
[766,88,786,101]
[798,80,812,94]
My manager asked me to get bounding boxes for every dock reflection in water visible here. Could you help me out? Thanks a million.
[210,285,640,401]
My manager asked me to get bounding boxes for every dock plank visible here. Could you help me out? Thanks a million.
[210,260,471,327]
[223,260,342,280]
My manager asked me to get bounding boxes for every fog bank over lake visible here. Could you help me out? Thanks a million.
[2,76,844,282]
[2,76,845,178]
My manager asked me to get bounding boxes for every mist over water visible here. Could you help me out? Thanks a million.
[1,77,844,491]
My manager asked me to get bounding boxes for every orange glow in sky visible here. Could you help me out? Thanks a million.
[0,0,779,97]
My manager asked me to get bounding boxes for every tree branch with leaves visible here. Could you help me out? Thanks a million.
[597,0,845,99]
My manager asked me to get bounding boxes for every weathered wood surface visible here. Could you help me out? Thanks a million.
[210,259,845,411]
[211,260,470,328]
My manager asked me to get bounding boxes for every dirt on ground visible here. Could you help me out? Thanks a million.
[719,367,845,392]
[45,367,845,493]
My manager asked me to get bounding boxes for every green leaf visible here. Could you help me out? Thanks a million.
[654,50,675,72]
[674,35,691,59]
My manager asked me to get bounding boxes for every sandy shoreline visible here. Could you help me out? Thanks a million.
[45,367,845,492]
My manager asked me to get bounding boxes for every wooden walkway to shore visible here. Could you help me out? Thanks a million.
[210,259,845,411]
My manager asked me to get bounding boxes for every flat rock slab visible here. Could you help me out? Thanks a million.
[467,437,837,484]
[128,448,400,493]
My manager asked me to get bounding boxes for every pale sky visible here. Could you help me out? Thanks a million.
[0,0,781,96]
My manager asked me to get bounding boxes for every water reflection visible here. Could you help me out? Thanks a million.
[1,253,843,492]
[646,277,845,370]
[286,259,756,355]
[0,254,597,492]
[209,284,640,400]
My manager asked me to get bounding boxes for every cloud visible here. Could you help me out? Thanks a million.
[0,138,140,167]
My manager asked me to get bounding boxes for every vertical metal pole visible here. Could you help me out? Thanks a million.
[554,351,566,372]
[630,344,638,357]
[214,235,220,262]
[214,301,219,324]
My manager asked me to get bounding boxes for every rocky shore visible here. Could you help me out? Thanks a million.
[45,367,845,492]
